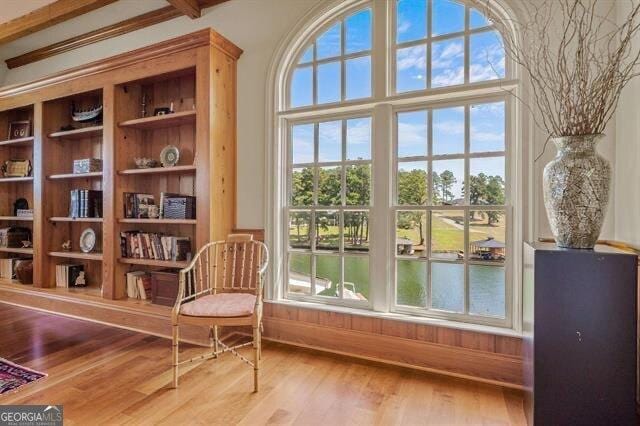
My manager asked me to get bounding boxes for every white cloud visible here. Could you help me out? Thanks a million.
[397,45,426,72]
[433,120,464,135]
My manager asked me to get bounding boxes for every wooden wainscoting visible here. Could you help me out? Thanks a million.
[262,303,523,388]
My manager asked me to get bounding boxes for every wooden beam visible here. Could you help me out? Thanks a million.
[5,0,232,70]
[6,7,182,69]
[167,0,201,19]
[0,0,117,45]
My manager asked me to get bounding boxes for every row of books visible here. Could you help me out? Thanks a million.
[70,189,103,218]
[55,263,86,288]
[123,192,196,219]
[126,271,152,299]
[0,258,22,279]
[119,231,191,262]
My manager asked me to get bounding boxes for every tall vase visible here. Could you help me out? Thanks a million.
[543,134,610,249]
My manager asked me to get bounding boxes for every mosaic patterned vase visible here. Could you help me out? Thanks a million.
[543,134,610,249]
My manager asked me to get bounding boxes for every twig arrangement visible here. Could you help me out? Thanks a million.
[478,0,640,137]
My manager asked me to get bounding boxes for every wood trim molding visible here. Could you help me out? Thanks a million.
[0,0,117,45]
[0,28,242,103]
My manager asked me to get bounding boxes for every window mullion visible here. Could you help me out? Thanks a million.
[370,103,392,312]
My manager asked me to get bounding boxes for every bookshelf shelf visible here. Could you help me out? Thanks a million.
[49,251,103,261]
[0,177,33,183]
[0,247,34,255]
[118,110,196,130]
[0,136,34,147]
[118,165,196,176]
[0,216,33,221]
[48,126,103,139]
[118,218,196,225]
[118,257,189,268]
[49,217,103,223]
[48,172,103,180]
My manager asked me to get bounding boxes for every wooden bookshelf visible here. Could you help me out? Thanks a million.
[0,177,33,183]
[0,136,34,147]
[0,216,33,221]
[118,258,189,269]
[0,247,33,255]
[118,165,196,176]
[48,125,103,139]
[118,218,196,225]
[48,172,102,180]
[49,217,103,223]
[118,110,196,130]
[0,29,239,311]
[49,251,103,261]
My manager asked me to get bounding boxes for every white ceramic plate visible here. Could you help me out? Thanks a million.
[160,145,180,167]
[79,228,96,253]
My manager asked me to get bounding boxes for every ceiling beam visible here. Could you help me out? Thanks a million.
[167,0,201,19]
[0,0,118,45]
[6,7,182,69]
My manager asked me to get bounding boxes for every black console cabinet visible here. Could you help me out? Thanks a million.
[523,242,638,425]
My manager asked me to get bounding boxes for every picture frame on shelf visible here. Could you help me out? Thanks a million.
[7,120,30,140]
[2,160,32,178]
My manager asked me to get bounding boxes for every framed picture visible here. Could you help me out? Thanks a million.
[8,121,31,140]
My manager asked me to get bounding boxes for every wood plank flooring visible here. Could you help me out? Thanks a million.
[0,304,527,425]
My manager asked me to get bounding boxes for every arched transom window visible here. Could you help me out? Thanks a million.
[276,0,516,329]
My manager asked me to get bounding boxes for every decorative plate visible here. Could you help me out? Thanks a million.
[79,228,96,253]
[160,145,180,167]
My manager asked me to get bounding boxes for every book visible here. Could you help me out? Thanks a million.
[126,271,146,298]
[160,192,196,219]
[55,263,84,288]
[120,231,192,263]
[0,258,20,279]
[137,274,152,300]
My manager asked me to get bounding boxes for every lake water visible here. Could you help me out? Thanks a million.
[292,254,505,318]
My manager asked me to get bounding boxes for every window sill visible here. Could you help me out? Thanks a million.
[265,298,523,338]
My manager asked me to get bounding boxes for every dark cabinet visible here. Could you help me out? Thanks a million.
[523,242,638,425]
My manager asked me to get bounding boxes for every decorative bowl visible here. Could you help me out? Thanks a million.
[134,158,158,169]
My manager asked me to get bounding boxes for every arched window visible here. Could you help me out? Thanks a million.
[272,0,518,328]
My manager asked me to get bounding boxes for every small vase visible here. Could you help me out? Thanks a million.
[543,134,610,249]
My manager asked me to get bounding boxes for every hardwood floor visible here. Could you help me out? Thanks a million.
[0,304,526,425]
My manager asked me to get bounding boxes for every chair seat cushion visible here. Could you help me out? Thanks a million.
[180,293,257,317]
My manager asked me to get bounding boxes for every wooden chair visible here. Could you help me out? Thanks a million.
[171,234,269,391]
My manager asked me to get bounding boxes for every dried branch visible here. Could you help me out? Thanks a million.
[477,0,640,137]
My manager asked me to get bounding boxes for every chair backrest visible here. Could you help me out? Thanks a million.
[175,235,268,307]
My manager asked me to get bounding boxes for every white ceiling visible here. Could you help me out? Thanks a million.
[0,0,58,24]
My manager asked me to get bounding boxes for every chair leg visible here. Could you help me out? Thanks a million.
[253,325,260,392]
[172,322,180,388]
[214,325,219,357]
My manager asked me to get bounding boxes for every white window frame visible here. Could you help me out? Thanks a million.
[266,0,525,332]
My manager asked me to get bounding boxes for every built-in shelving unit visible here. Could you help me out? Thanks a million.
[0,29,239,315]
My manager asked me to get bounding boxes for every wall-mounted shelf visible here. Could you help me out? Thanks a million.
[49,217,103,223]
[118,218,196,225]
[0,177,33,183]
[118,258,189,269]
[48,172,103,180]
[0,247,34,255]
[49,251,103,261]
[0,216,33,221]
[118,165,196,176]
[0,136,34,147]
[118,110,196,130]
[48,126,103,139]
